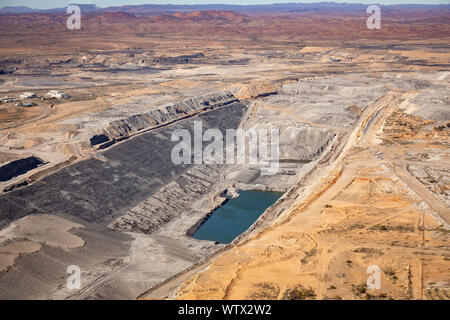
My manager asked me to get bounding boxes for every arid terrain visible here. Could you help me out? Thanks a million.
[0,3,448,300]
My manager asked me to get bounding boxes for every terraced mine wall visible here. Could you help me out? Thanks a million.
[93,91,238,149]
[0,101,246,229]
[109,163,225,234]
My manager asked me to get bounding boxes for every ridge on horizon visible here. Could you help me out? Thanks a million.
[1,2,449,14]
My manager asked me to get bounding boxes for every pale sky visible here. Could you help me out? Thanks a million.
[1,0,449,10]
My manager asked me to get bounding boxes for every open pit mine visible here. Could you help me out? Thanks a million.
[0,2,449,301]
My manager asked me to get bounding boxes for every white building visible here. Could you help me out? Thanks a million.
[19,92,37,99]
[46,90,70,99]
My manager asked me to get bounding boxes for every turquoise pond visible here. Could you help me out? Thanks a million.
[192,190,283,244]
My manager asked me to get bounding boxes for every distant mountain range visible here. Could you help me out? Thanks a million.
[0,3,448,44]
[1,3,449,15]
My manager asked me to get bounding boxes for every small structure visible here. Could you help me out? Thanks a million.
[19,92,37,100]
[46,90,70,99]
[22,102,37,107]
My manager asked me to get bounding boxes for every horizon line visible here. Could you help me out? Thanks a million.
[2,1,450,11]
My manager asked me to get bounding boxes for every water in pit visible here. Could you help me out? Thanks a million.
[193,190,283,244]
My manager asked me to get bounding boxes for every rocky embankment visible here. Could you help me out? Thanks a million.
[109,164,223,233]
[93,91,238,149]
